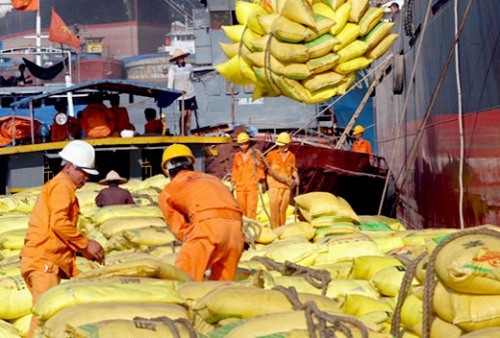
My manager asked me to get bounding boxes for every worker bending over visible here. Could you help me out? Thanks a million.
[21,140,105,338]
[231,132,265,219]
[265,132,300,228]
[351,125,372,155]
[158,144,244,281]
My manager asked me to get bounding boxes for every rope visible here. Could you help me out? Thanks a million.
[250,149,272,224]
[252,256,332,296]
[390,252,427,337]
[422,226,499,338]
[242,217,262,249]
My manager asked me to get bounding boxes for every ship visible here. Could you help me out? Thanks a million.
[371,0,499,228]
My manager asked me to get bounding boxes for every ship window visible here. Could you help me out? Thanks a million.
[225,80,239,95]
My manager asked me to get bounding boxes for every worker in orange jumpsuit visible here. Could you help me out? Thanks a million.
[51,100,81,142]
[20,140,105,338]
[109,94,134,135]
[265,132,300,228]
[351,125,372,155]
[158,144,244,281]
[144,108,164,135]
[80,93,116,138]
[231,132,265,219]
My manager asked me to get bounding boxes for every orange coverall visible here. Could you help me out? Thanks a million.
[265,149,298,228]
[110,106,133,133]
[352,139,372,155]
[231,150,264,219]
[20,171,92,337]
[80,103,115,138]
[158,170,244,281]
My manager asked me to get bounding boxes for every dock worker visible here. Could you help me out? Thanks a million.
[231,132,265,220]
[158,144,244,281]
[167,48,197,136]
[265,132,300,228]
[51,100,81,142]
[95,170,135,207]
[144,108,164,135]
[80,93,116,138]
[20,140,105,338]
[352,125,373,155]
[109,95,134,135]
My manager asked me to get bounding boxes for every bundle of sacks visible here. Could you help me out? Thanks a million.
[1,184,499,337]
[217,0,398,104]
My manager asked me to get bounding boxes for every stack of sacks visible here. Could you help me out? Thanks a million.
[217,0,398,104]
[0,216,29,260]
[255,191,296,226]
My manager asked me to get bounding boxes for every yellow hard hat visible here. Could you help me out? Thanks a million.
[276,132,291,146]
[161,144,195,169]
[353,125,365,135]
[237,132,250,144]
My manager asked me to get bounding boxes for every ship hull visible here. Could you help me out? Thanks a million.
[374,0,500,228]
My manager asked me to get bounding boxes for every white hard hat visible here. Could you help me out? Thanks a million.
[58,140,99,175]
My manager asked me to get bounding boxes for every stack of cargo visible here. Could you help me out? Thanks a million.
[217,0,398,104]
[0,177,498,337]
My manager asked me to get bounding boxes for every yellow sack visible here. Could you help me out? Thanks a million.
[67,318,193,338]
[335,72,357,94]
[349,0,369,23]
[0,216,29,235]
[302,71,344,92]
[295,192,359,221]
[328,0,347,10]
[434,281,500,332]
[221,24,245,42]
[351,255,402,280]
[311,14,336,38]
[337,40,369,63]
[12,314,30,338]
[99,216,166,238]
[281,0,317,28]
[359,7,384,36]
[247,6,268,35]
[0,274,32,319]
[307,53,340,74]
[235,1,259,25]
[330,2,351,36]
[366,33,399,59]
[275,76,310,103]
[76,258,193,282]
[0,229,26,250]
[342,294,393,318]
[257,226,278,244]
[402,294,463,338]
[262,239,317,265]
[305,33,339,59]
[123,226,177,247]
[0,320,19,338]
[257,13,280,34]
[311,261,353,279]
[93,205,163,226]
[334,56,373,74]
[363,22,395,48]
[460,327,500,337]
[280,62,311,80]
[42,302,188,338]
[240,57,259,83]
[253,67,282,95]
[219,42,240,58]
[216,55,254,86]
[242,27,262,51]
[273,221,315,240]
[313,2,336,20]
[333,23,361,52]
[192,287,341,324]
[34,282,184,320]
[326,278,380,299]
[252,36,309,63]
[319,233,384,263]
[177,280,252,307]
[371,265,419,297]
[435,232,500,294]
[272,16,314,43]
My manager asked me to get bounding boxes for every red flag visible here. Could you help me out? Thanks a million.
[11,0,38,11]
[49,8,81,49]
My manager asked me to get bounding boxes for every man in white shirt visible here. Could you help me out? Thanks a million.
[167,49,197,136]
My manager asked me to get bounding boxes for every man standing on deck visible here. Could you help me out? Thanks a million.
[231,132,265,220]
[352,125,373,155]
[158,144,244,281]
[265,132,300,228]
[21,140,105,338]
[167,49,197,136]
[109,95,134,135]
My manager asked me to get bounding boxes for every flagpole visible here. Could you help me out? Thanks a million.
[36,3,41,66]
[59,42,75,118]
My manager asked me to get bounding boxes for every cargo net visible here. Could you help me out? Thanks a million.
[274,285,369,338]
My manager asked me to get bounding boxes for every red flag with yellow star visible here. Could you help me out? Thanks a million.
[49,8,81,49]
[11,0,38,11]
